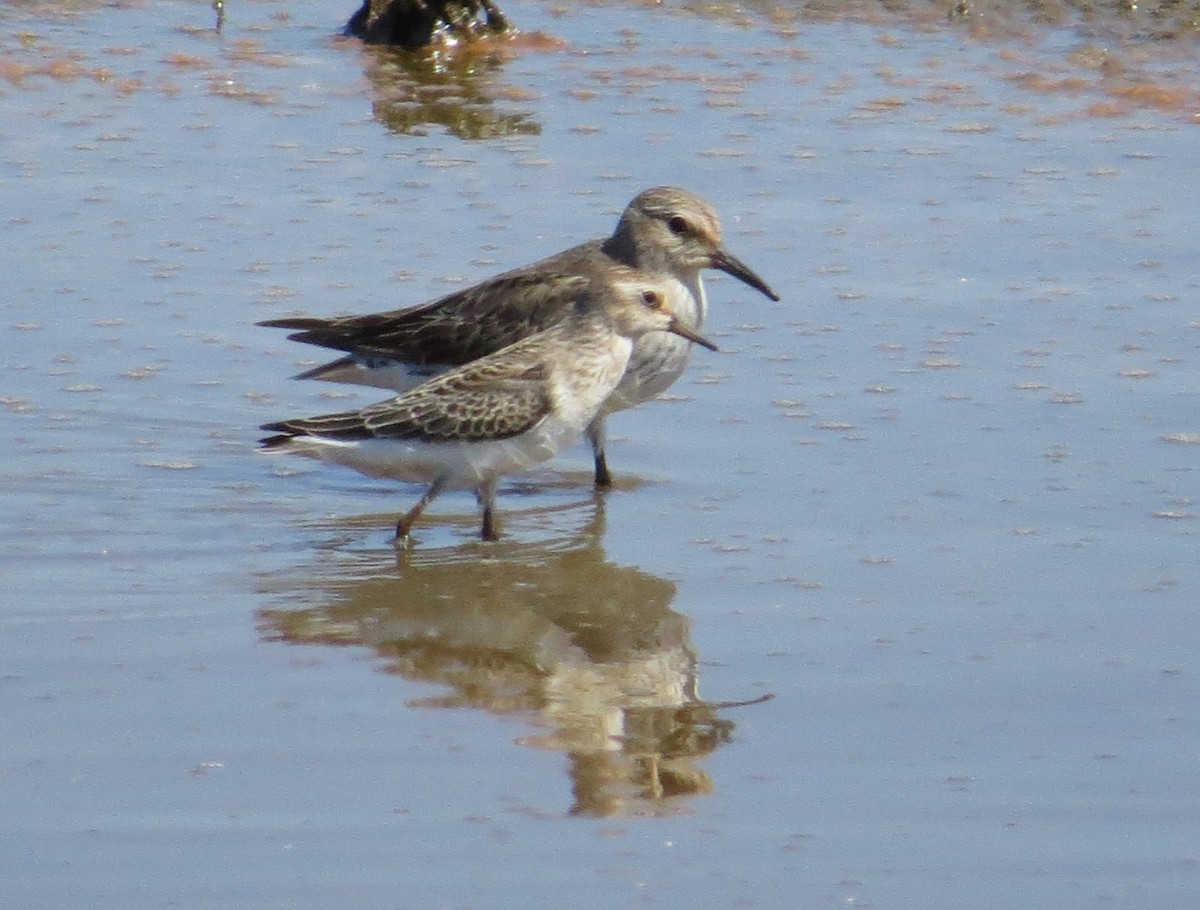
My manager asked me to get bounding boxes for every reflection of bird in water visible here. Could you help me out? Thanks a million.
[258,505,766,817]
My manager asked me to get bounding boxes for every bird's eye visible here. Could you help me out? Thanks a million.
[641,290,663,308]
[667,215,689,236]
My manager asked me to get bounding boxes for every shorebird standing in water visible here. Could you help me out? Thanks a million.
[259,272,719,543]
[259,186,777,488]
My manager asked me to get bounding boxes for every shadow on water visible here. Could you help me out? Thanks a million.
[257,500,766,818]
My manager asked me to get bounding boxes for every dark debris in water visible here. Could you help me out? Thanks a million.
[346,0,512,49]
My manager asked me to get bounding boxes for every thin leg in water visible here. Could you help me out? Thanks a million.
[586,414,613,489]
[395,475,448,543]
[476,477,500,541]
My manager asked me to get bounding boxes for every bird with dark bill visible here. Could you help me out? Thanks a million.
[259,271,719,543]
[259,186,777,488]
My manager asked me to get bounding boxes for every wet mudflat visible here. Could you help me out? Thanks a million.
[2,1,1198,907]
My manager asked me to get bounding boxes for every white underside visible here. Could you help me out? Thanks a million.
[327,359,437,393]
[268,417,581,490]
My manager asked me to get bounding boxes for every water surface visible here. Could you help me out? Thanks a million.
[2,1,1198,907]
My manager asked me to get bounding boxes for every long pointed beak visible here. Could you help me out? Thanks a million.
[668,319,719,352]
[710,248,780,302]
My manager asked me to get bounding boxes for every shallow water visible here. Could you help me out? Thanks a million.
[2,1,1198,907]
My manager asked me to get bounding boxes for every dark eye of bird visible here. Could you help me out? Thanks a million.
[667,215,689,236]
[641,290,662,308]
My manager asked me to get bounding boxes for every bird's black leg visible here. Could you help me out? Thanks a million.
[477,479,500,541]
[395,476,448,544]
[586,415,614,489]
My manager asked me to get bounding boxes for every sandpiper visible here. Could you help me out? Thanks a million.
[259,186,777,487]
[259,272,719,543]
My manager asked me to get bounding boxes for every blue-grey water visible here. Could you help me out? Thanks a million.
[2,1,1198,908]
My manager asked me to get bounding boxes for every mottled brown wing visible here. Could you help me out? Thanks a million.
[258,245,600,365]
[261,335,556,445]
[359,351,552,442]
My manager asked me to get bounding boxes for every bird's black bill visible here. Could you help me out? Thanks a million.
[669,320,719,352]
[711,249,780,302]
